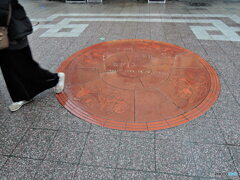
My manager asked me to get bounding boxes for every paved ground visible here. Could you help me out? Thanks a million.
[0,0,240,179]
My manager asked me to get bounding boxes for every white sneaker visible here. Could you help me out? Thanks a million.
[54,72,65,93]
[9,100,33,112]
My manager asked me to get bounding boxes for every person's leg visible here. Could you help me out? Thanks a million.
[9,45,60,99]
[0,49,32,102]
[0,46,65,111]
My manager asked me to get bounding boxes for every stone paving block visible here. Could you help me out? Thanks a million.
[187,118,225,144]
[0,156,8,170]
[34,161,77,180]
[46,131,87,163]
[80,133,120,168]
[229,84,240,104]
[217,41,240,56]
[108,22,125,35]
[217,61,240,88]
[13,129,56,159]
[0,157,41,179]
[96,22,113,37]
[0,106,8,124]
[60,112,91,133]
[192,143,237,178]
[90,124,122,136]
[117,137,155,171]
[122,22,138,38]
[218,118,240,146]
[199,108,216,119]
[155,123,190,141]
[155,139,196,176]
[3,107,38,128]
[74,165,115,180]
[156,173,194,180]
[231,57,240,72]
[212,82,240,121]
[0,124,28,155]
[30,94,60,109]
[32,107,68,130]
[121,131,155,139]
[114,169,156,180]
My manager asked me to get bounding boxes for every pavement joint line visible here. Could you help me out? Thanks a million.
[1,154,45,161]
[72,124,92,178]
[213,38,240,74]
[76,163,226,180]
[0,155,233,180]
[112,133,123,180]
[0,124,31,170]
[32,126,61,178]
[154,131,157,173]
[211,117,240,178]
[189,141,240,147]
[28,127,59,131]
[226,145,240,179]
[213,65,240,107]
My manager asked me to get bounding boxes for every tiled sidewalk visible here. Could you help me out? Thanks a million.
[0,0,240,179]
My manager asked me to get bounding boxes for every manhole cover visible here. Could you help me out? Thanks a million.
[56,39,220,131]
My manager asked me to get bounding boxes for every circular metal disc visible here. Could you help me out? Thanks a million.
[56,39,220,131]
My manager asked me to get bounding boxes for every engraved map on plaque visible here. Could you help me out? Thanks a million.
[56,39,220,131]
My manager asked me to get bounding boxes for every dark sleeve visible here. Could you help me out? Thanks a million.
[8,1,33,40]
[0,0,11,26]
[0,0,11,5]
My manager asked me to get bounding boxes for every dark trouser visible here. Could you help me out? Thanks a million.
[0,45,59,102]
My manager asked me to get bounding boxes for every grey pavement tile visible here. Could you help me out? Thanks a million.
[218,118,240,146]
[109,22,126,35]
[217,62,240,88]
[46,131,87,163]
[229,146,240,173]
[74,165,115,180]
[34,161,77,180]
[155,123,190,141]
[228,84,240,105]
[155,139,196,176]
[30,93,60,109]
[188,118,225,144]
[13,129,56,159]
[80,133,120,168]
[156,173,194,180]
[212,83,240,121]
[192,143,237,178]
[121,131,155,139]
[90,124,122,136]
[0,157,41,180]
[0,124,28,155]
[96,22,113,37]
[59,112,91,133]
[216,41,240,57]
[117,137,155,171]
[0,106,8,124]
[114,169,156,180]
[3,107,38,128]
[32,105,68,130]
[199,108,216,119]
[0,156,8,170]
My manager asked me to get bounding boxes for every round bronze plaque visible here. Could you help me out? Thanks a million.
[56,39,220,131]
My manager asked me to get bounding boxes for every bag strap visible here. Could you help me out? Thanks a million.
[6,4,12,27]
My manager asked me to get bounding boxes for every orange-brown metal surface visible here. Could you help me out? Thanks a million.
[56,39,220,131]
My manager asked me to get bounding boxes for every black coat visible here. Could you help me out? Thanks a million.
[0,0,33,41]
